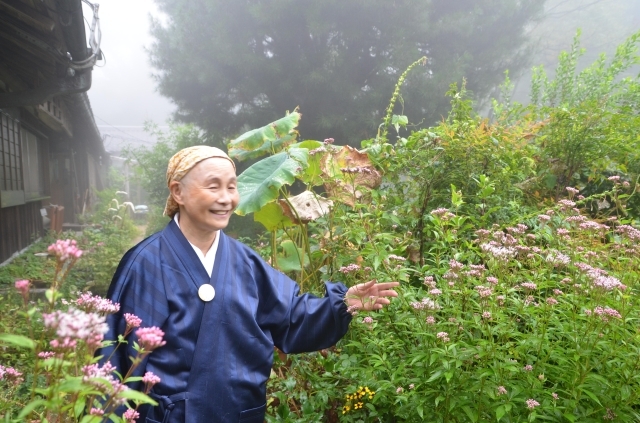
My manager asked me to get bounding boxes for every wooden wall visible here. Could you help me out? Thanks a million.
[0,201,44,264]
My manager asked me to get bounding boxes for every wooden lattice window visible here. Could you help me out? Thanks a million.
[0,112,23,192]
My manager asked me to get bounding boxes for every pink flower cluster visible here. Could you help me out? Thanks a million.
[497,386,507,396]
[585,306,622,322]
[566,186,579,196]
[82,362,127,404]
[388,254,406,262]
[339,264,361,274]
[75,292,120,314]
[520,282,537,291]
[14,279,30,303]
[362,316,374,324]
[506,224,528,234]
[142,371,162,394]
[545,251,570,266]
[474,285,492,298]
[123,409,140,423]
[48,239,83,262]
[430,208,455,220]
[526,398,540,409]
[43,308,108,352]
[436,332,450,342]
[136,326,167,352]
[480,242,517,263]
[575,262,626,291]
[411,298,440,311]
[125,313,142,329]
[423,276,436,288]
[0,365,23,385]
[617,225,640,242]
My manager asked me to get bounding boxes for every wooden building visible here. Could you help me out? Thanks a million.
[0,0,106,264]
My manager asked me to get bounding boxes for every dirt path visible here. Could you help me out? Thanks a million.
[132,224,148,246]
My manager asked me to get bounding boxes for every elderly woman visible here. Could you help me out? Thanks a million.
[101,146,399,423]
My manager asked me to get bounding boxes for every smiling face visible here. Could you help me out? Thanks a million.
[169,157,239,234]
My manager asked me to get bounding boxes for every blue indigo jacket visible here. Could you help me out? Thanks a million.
[100,221,352,423]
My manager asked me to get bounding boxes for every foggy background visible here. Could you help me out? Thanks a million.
[87,0,640,153]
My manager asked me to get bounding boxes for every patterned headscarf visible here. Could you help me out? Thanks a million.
[163,146,236,217]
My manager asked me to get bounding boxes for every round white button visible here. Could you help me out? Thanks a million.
[198,284,216,302]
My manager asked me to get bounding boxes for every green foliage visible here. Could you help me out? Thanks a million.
[149,0,545,144]
[495,30,640,203]
[0,237,158,422]
[226,34,640,422]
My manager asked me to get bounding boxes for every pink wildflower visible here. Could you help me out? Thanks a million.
[429,288,442,296]
[142,371,161,393]
[396,386,404,394]
[423,276,436,288]
[523,365,533,372]
[75,292,120,314]
[38,351,55,359]
[362,316,374,324]
[43,308,108,351]
[436,332,450,342]
[14,280,30,300]
[89,408,104,416]
[123,409,140,423]
[431,208,455,220]
[546,297,558,306]
[486,276,498,285]
[526,399,540,409]
[448,259,464,272]
[409,383,415,390]
[520,282,537,291]
[482,311,491,320]
[124,313,142,329]
[426,316,435,325]
[566,186,579,196]
[497,386,507,396]
[552,392,558,400]
[339,264,360,274]
[136,327,166,352]
[537,214,551,222]
[47,239,83,262]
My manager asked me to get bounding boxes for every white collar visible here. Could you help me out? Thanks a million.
[174,213,219,277]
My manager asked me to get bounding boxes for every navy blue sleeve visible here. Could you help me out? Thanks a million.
[252,252,352,354]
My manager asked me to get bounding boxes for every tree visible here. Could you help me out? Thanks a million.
[149,0,545,145]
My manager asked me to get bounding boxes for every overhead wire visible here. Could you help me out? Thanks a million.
[94,116,152,143]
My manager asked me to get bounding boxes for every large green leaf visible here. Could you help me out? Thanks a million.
[228,112,301,161]
[236,148,308,215]
[291,140,324,186]
[254,202,294,231]
[0,333,36,350]
[275,240,309,273]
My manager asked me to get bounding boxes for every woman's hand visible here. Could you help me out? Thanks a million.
[345,280,400,311]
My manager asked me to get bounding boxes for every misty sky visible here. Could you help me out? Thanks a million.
[86,0,639,143]
[87,0,173,130]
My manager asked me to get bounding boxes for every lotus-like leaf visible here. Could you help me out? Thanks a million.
[228,112,301,161]
[321,145,382,206]
[254,202,294,231]
[279,191,333,224]
[275,240,309,273]
[236,148,308,215]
